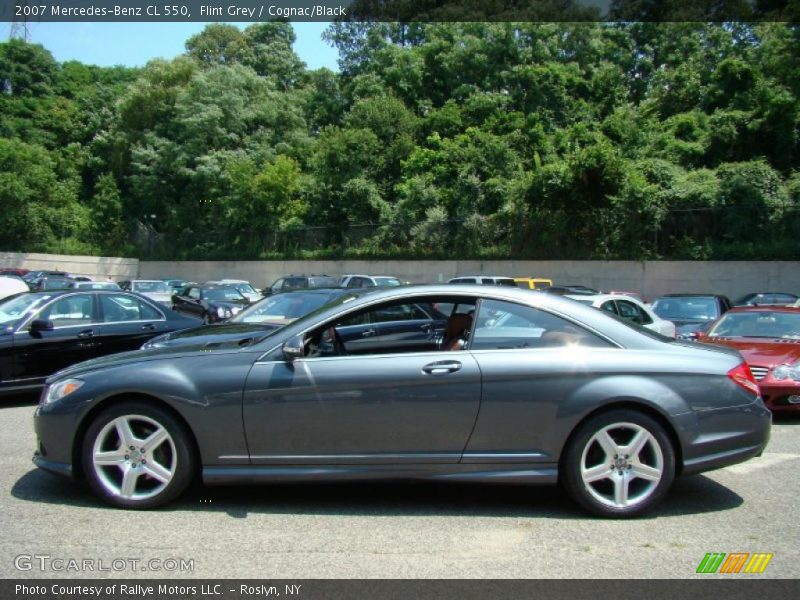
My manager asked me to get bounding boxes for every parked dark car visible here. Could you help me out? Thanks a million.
[22,270,69,284]
[651,294,732,340]
[163,279,188,295]
[733,292,798,307]
[262,275,339,297]
[0,290,196,398]
[698,306,800,413]
[171,284,250,323]
[28,276,75,292]
[34,285,769,517]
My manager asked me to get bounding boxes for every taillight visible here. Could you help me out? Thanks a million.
[727,363,760,396]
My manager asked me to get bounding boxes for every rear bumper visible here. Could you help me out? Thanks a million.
[679,398,772,475]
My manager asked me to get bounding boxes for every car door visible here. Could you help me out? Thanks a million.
[11,293,101,385]
[462,298,616,462]
[93,293,173,354]
[242,301,482,464]
[176,286,203,317]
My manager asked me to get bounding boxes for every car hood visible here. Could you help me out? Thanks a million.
[701,338,800,367]
[144,322,281,349]
[671,319,713,334]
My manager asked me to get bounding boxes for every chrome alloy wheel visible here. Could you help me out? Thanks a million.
[579,422,664,509]
[91,414,177,501]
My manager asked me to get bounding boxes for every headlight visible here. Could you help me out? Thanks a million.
[43,379,84,404]
[772,362,800,381]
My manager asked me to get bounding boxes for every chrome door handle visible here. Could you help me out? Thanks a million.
[361,328,377,337]
[77,329,95,338]
[422,361,462,375]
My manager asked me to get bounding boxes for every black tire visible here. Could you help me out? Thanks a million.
[560,409,676,518]
[81,401,195,509]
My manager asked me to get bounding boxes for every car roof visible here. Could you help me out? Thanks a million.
[566,293,646,304]
[726,306,800,314]
[657,294,726,298]
[257,284,672,353]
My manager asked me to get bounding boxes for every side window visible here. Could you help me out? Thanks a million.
[600,301,618,315]
[38,295,95,328]
[100,294,162,323]
[188,288,201,300]
[346,277,362,288]
[284,278,305,290]
[371,303,428,323]
[471,299,611,350]
[615,300,644,324]
[481,278,494,284]
[270,278,285,293]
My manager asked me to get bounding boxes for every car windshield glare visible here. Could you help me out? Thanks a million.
[374,277,402,287]
[708,311,800,339]
[0,294,53,326]
[233,293,337,323]
[652,297,718,321]
[134,281,169,293]
[205,288,246,302]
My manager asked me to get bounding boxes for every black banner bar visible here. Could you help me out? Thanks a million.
[1,0,799,23]
[3,580,800,600]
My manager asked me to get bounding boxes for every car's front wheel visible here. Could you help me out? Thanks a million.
[560,409,676,518]
[82,402,195,509]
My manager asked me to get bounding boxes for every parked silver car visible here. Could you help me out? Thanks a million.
[34,285,769,516]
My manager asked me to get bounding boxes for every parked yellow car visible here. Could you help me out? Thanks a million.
[514,277,553,290]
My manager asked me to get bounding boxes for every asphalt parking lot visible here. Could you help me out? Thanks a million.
[1,400,798,579]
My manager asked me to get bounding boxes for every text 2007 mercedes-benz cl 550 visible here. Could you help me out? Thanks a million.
[33,285,770,517]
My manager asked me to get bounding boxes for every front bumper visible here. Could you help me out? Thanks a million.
[758,379,800,412]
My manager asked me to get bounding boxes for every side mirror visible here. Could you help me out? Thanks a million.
[282,334,305,362]
[29,319,54,333]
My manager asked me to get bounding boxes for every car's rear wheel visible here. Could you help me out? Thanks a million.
[560,409,675,518]
[82,402,194,509]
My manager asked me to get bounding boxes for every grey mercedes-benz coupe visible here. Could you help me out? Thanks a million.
[33,285,771,517]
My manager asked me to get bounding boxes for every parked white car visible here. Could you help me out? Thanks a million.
[448,275,517,286]
[0,276,29,301]
[120,280,173,306]
[566,294,676,337]
[206,279,261,303]
[339,274,403,288]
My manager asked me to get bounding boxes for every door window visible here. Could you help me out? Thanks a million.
[37,295,95,328]
[100,294,163,323]
[471,299,611,350]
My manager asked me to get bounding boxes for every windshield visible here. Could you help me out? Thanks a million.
[233,291,342,323]
[708,311,800,339]
[374,277,402,287]
[133,281,169,293]
[205,288,247,302]
[651,297,719,321]
[0,294,53,326]
[230,283,257,295]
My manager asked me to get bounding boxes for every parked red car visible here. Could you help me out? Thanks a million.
[698,306,800,412]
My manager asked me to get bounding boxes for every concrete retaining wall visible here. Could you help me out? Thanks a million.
[3,252,797,301]
[137,259,800,302]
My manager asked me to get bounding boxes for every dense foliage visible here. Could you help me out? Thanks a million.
[1,22,799,259]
